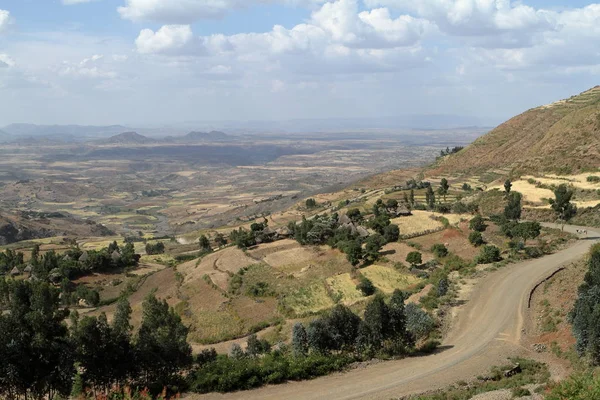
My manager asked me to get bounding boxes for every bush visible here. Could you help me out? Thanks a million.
[476,245,502,264]
[587,176,600,183]
[405,303,435,340]
[406,251,423,267]
[145,242,165,255]
[524,247,544,259]
[431,244,448,258]
[306,198,317,208]
[546,373,600,400]
[468,231,484,247]
[356,276,376,296]
[469,215,487,232]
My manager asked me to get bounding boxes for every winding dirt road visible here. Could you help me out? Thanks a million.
[192,224,599,400]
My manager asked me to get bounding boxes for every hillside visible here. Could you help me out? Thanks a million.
[0,211,114,245]
[100,131,156,145]
[434,86,600,175]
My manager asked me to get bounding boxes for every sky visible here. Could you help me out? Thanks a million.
[0,0,599,127]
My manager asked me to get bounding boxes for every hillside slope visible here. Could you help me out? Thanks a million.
[434,86,600,175]
[100,131,155,145]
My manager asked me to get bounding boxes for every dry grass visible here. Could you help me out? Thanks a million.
[489,180,553,204]
[326,273,363,304]
[391,210,444,236]
[381,242,434,265]
[361,265,421,294]
[280,282,335,316]
[262,247,320,270]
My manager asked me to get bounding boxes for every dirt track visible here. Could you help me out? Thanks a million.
[191,224,599,400]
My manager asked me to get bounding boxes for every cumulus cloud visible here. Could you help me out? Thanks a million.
[118,0,328,23]
[0,54,15,68]
[57,54,119,79]
[0,9,12,33]
[136,25,194,54]
[135,0,431,60]
[364,0,557,48]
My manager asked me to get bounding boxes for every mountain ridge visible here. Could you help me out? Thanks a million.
[433,86,600,175]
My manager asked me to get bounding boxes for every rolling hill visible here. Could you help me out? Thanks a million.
[434,86,600,175]
[99,131,156,145]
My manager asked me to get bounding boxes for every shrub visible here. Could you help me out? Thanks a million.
[431,244,449,258]
[476,245,502,264]
[469,215,487,232]
[587,176,600,183]
[356,276,376,296]
[306,198,317,208]
[468,231,484,247]
[405,303,435,340]
[406,251,423,267]
[524,247,544,259]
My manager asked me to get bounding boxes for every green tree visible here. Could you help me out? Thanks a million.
[386,199,399,209]
[504,192,522,221]
[0,281,74,400]
[291,323,308,356]
[307,319,333,354]
[135,294,193,393]
[383,224,400,243]
[305,198,317,209]
[325,304,361,351]
[431,243,448,258]
[511,221,542,245]
[388,290,413,349]
[504,179,512,196]
[346,208,363,223]
[343,240,363,266]
[476,245,502,264]
[469,215,487,232]
[469,231,484,247]
[405,303,435,341]
[425,186,435,209]
[364,234,386,262]
[246,334,270,357]
[409,189,415,206]
[438,178,450,202]
[199,235,212,252]
[215,233,227,247]
[462,183,472,192]
[356,276,376,296]
[406,251,423,268]
[363,295,389,350]
[550,184,577,230]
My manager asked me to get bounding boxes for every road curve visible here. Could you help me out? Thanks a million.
[192,224,599,400]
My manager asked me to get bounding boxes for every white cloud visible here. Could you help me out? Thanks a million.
[135,0,431,58]
[136,25,194,54]
[0,54,15,68]
[364,0,557,48]
[0,9,12,33]
[118,0,328,23]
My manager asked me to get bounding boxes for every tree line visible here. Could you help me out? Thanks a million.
[0,279,192,399]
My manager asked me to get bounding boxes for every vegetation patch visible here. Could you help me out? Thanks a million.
[361,265,421,294]
[280,282,336,317]
[326,273,363,304]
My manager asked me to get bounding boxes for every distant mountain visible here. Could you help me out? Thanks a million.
[434,86,600,175]
[2,124,131,139]
[99,132,156,145]
[0,129,12,143]
[184,130,231,142]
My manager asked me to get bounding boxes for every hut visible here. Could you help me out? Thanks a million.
[78,251,89,263]
[111,250,121,262]
[275,226,292,238]
[23,264,33,275]
[356,226,370,238]
[10,266,20,277]
[395,204,412,217]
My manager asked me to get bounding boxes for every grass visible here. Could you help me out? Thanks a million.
[279,282,335,317]
[391,211,445,237]
[361,265,421,294]
[325,273,364,304]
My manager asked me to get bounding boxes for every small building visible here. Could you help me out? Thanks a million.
[395,205,412,217]
[23,264,33,275]
[79,251,89,263]
[10,266,20,277]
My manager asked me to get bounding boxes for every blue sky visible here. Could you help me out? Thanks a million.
[0,0,599,126]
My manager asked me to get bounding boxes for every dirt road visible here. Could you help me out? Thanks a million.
[192,224,599,400]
